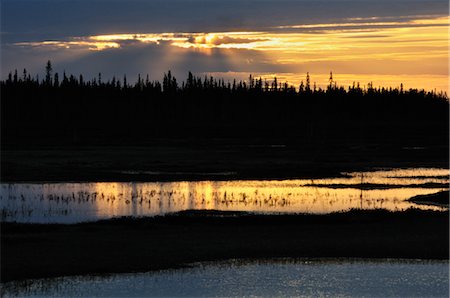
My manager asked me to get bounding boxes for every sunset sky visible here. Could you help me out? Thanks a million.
[2,0,449,93]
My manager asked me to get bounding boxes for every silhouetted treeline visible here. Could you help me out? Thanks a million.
[1,63,448,147]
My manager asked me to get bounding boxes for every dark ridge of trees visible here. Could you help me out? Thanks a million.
[1,62,448,147]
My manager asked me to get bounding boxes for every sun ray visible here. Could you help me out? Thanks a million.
[10,15,449,93]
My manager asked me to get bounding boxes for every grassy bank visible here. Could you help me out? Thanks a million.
[1,209,448,282]
[408,191,449,207]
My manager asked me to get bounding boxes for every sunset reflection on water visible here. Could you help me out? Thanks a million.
[0,168,447,223]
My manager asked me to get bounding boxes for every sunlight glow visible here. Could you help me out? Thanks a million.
[19,16,448,53]
[15,40,120,51]
[12,15,449,93]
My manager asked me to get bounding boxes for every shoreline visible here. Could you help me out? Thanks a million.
[2,209,448,283]
[408,191,449,207]
[3,257,448,286]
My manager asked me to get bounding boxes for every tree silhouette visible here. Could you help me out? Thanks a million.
[54,73,59,87]
[45,60,53,86]
[328,71,333,90]
[1,63,448,148]
[305,72,311,93]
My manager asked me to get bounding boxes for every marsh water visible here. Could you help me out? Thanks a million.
[2,259,448,297]
[1,168,448,223]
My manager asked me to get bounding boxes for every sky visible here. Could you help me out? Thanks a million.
[1,0,449,93]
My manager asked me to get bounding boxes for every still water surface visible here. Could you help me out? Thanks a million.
[2,259,448,297]
[1,168,448,223]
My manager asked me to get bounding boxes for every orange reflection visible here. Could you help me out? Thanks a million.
[60,179,450,218]
[2,168,447,223]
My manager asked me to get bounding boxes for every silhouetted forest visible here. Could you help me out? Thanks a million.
[1,62,448,147]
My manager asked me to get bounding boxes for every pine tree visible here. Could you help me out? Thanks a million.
[305,72,311,92]
[45,60,53,85]
[328,71,333,90]
[54,73,59,87]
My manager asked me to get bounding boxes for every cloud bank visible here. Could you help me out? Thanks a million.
[1,0,448,92]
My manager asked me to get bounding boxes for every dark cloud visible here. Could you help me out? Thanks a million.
[2,0,448,43]
[2,41,276,81]
[275,22,449,34]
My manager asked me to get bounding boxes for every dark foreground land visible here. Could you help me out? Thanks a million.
[1,209,448,282]
[2,139,449,182]
[2,71,448,182]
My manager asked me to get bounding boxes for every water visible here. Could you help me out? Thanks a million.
[2,259,448,297]
[1,168,448,223]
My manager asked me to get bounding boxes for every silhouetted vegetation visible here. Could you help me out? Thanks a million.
[1,62,448,147]
[408,191,449,207]
[2,209,448,282]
